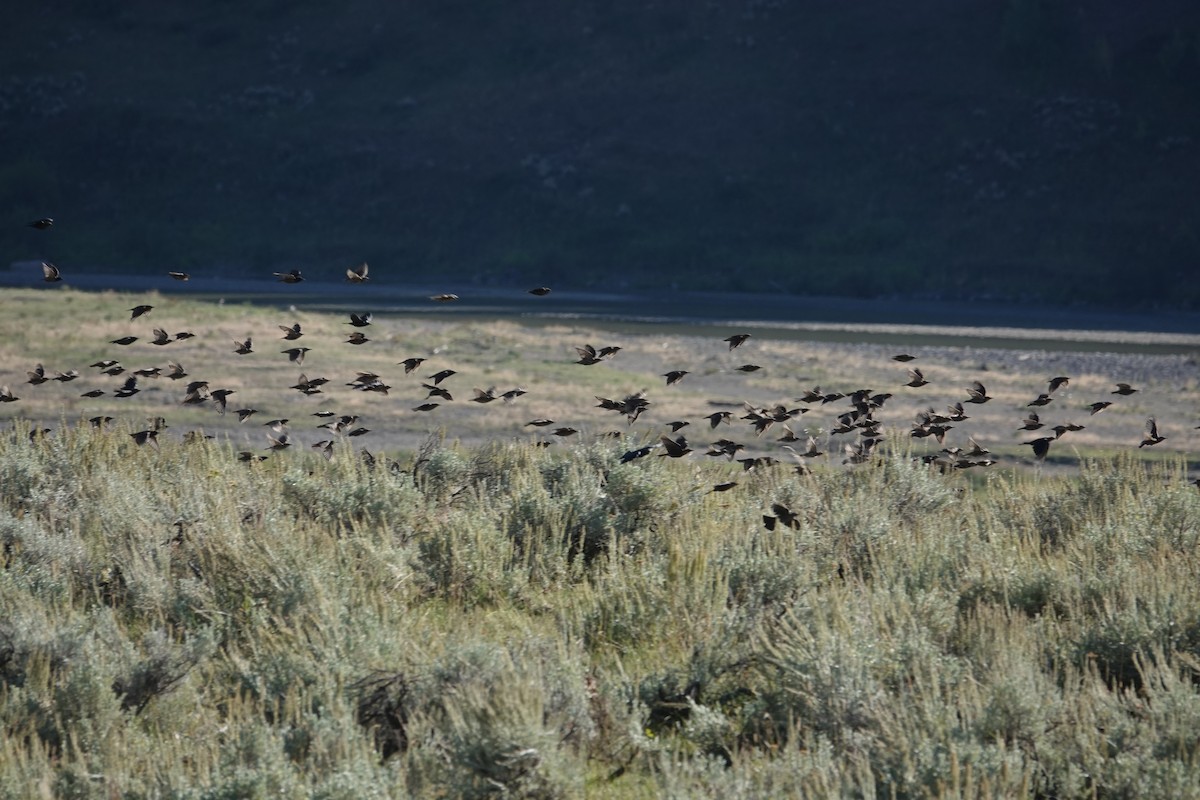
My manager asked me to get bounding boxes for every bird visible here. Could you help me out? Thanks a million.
[1088,401,1113,415]
[413,403,440,412]
[347,312,373,327]
[663,370,689,385]
[734,364,761,373]
[282,347,311,364]
[427,369,456,385]
[150,328,172,346]
[174,331,196,341]
[905,368,929,388]
[667,420,690,433]
[51,369,79,382]
[41,262,62,282]
[528,286,552,296]
[168,271,190,281]
[26,364,48,385]
[1048,376,1070,394]
[501,388,527,402]
[423,383,453,401]
[621,444,655,463]
[346,262,369,283]
[266,432,292,450]
[80,389,105,398]
[710,482,738,493]
[430,293,459,302]
[525,419,554,427]
[1027,393,1053,407]
[279,323,303,340]
[552,427,578,437]
[892,354,917,362]
[763,503,801,531]
[346,332,369,345]
[658,435,692,458]
[399,357,426,373]
[129,305,153,320]
[114,377,140,398]
[28,218,54,230]
[130,430,159,448]
[111,336,138,346]
[1139,418,1166,448]
[234,338,253,355]
[0,386,19,403]
[274,270,304,283]
[210,389,236,414]
[964,381,992,404]
[705,411,733,429]
[1024,436,1054,460]
[471,387,498,403]
[1112,383,1138,396]
[235,408,258,423]
[1018,412,1043,431]
[724,334,751,350]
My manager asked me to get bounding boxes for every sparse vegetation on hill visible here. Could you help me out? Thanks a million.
[2,2,1199,307]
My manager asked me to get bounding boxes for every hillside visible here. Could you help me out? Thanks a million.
[2,1,1199,307]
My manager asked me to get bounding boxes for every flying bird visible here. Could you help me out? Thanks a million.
[345,262,369,283]
[724,334,751,350]
[29,218,54,230]
[234,338,253,355]
[129,305,153,320]
[150,328,172,345]
[167,271,190,281]
[399,357,426,373]
[347,312,373,327]
[905,368,929,388]
[663,370,689,385]
[1139,418,1166,448]
[42,263,62,282]
[282,347,311,364]
[1112,383,1138,396]
[964,381,992,404]
[111,336,138,346]
[274,270,304,283]
[528,286,551,296]
[279,323,303,340]
[658,435,692,458]
[430,293,459,302]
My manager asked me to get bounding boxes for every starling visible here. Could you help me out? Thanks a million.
[1088,401,1112,415]
[346,262,369,283]
[724,333,751,350]
[150,328,172,345]
[111,336,138,346]
[229,337,251,355]
[29,218,54,230]
[1027,393,1053,407]
[266,432,291,451]
[1024,436,1054,461]
[526,419,554,427]
[471,387,498,403]
[0,386,18,403]
[114,377,140,398]
[501,387,527,402]
[346,332,370,345]
[312,440,335,460]
[965,381,992,404]
[174,331,196,341]
[168,271,190,281]
[26,364,48,385]
[129,305,153,320]
[41,262,62,282]
[51,370,78,382]
[165,362,188,380]
[905,368,929,388]
[210,389,236,414]
[80,389,105,398]
[763,503,801,531]
[658,435,692,458]
[663,370,689,385]
[413,403,440,412]
[528,286,551,296]
[1139,418,1166,448]
[892,354,917,362]
[427,369,456,385]
[279,323,303,340]
[1047,376,1070,394]
[710,482,738,493]
[734,364,761,373]
[1112,383,1138,396]
[430,293,459,302]
[282,347,311,364]
[1018,412,1043,431]
[399,357,426,373]
[274,270,304,283]
[235,408,258,423]
[552,427,578,437]
[667,420,690,433]
[90,360,119,369]
[130,430,159,448]
[705,411,733,429]
[423,383,453,401]
[620,444,655,463]
[347,312,373,327]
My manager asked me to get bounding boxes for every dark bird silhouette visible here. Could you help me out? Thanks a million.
[230,337,252,355]
[552,427,578,437]
[471,387,498,403]
[710,482,738,493]
[399,357,426,373]
[667,420,690,433]
[724,334,751,350]
[168,271,190,281]
[905,368,929,388]
[90,360,119,369]
[150,328,172,345]
[51,369,78,382]
[663,370,689,385]
[1139,418,1166,448]
[621,444,655,463]
[426,369,456,386]
[1052,422,1086,438]
[413,403,440,412]
[1112,383,1138,396]
[525,418,554,427]
[1027,393,1053,407]
[29,218,54,230]
[133,366,161,378]
[312,440,335,460]
[89,415,113,427]
[965,381,992,404]
[1024,436,1054,461]
[274,270,304,283]
[659,434,692,458]
[111,336,138,346]
[1048,376,1070,394]
[430,293,459,302]
[129,305,153,320]
[734,364,761,373]
[346,263,369,283]
[266,432,291,451]
[210,389,235,414]
[705,411,733,429]
[347,312,373,327]
[528,286,551,296]
[80,389,105,398]
[1088,401,1113,415]
[239,452,268,463]
[130,429,159,448]
[282,347,311,364]
[763,503,801,531]
[501,388,527,402]
[892,354,917,362]
[26,364,48,385]
[164,362,187,380]
[41,262,62,282]
[235,408,258,423]
[114,377,140,398]
[346,332,370,345]
[964,437,990,457]
[1018,412,1043,431]
[279,323,303,340]
[174,331,196,341]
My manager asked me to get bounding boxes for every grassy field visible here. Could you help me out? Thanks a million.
[2,288,1200,796]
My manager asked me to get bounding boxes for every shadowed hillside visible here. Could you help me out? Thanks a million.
[2,1,1199,307]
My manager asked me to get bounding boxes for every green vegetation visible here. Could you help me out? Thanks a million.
[2,422,1200,797]
[2,2,1199,307]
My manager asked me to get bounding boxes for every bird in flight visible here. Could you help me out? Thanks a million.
[29,218,54,230]
[279,323,303,340]
[528,287,551,296]
[41,263,62,282]
[274,270,304,283]
[346,263,369,283]
[724,334,751,350]
[168,271,190,281]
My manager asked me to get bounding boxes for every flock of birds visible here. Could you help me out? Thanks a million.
[8,217,1200,513]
